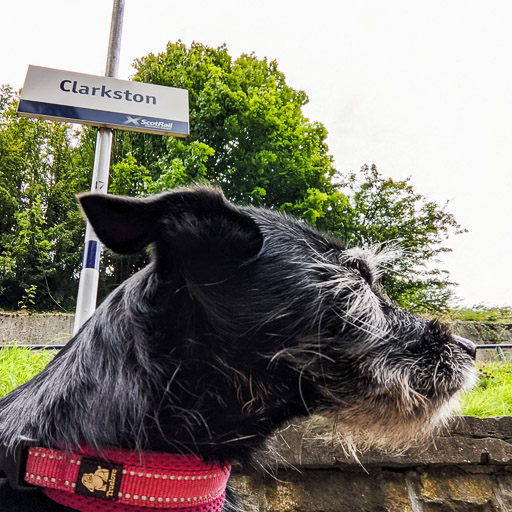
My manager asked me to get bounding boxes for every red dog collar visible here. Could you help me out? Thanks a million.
[24,446,231,512]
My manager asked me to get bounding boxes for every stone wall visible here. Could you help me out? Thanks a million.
[0,312,73,345]
[231,415,512,511]
[451,322,512,344]
[2,313,511,361]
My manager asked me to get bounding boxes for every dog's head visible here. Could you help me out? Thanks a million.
[0,187,476,461]
[78,187,476,453]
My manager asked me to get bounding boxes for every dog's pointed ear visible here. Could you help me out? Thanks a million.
[78,193,163,254]
[78,188,263,263]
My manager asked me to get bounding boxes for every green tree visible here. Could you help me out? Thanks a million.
[130,41,335,207]
[0,43,466,313]
[95,41,338,292]
[0,86,87,310]
[319,165,465,312]
[108,43,463,312]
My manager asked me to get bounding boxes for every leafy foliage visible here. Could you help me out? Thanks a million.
[322,165,465,312]
[92,41,338,290]
[0,86,87,310]
[131,41,335,207]
[0,43,468,312]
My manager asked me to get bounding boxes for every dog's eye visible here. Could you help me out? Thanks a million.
[347,259,374,285]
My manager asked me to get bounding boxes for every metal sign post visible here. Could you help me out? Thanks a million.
[73,129,114,333]
[73,0,124,334]
[16,0,189,336]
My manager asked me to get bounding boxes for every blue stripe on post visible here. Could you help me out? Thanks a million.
[83,241,101,270]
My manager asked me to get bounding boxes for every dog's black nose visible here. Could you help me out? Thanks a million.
[453,335,477,359]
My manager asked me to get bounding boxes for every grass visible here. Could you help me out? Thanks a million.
[0,347,511,419]
[0,345,56,398]
[447,306,512,323]
[460,362,512,417]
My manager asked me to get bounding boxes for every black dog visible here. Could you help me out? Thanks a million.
[0,187,476,511]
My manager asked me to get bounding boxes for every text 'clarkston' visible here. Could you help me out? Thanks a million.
[60,80,157,105]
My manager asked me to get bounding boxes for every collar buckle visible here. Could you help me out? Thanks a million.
[0,438,38,491]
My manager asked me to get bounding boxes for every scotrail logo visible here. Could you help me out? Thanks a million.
[124,115,173,130]
[124,115,141,126]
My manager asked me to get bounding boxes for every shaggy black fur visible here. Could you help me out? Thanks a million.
[0,187,476,511]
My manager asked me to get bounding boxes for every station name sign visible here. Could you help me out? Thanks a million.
[18,66,189,137]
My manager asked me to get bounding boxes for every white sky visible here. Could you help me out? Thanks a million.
[2,0,511,307]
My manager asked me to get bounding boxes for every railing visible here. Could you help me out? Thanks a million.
[1,343,512,351]
[476,344,512,349]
